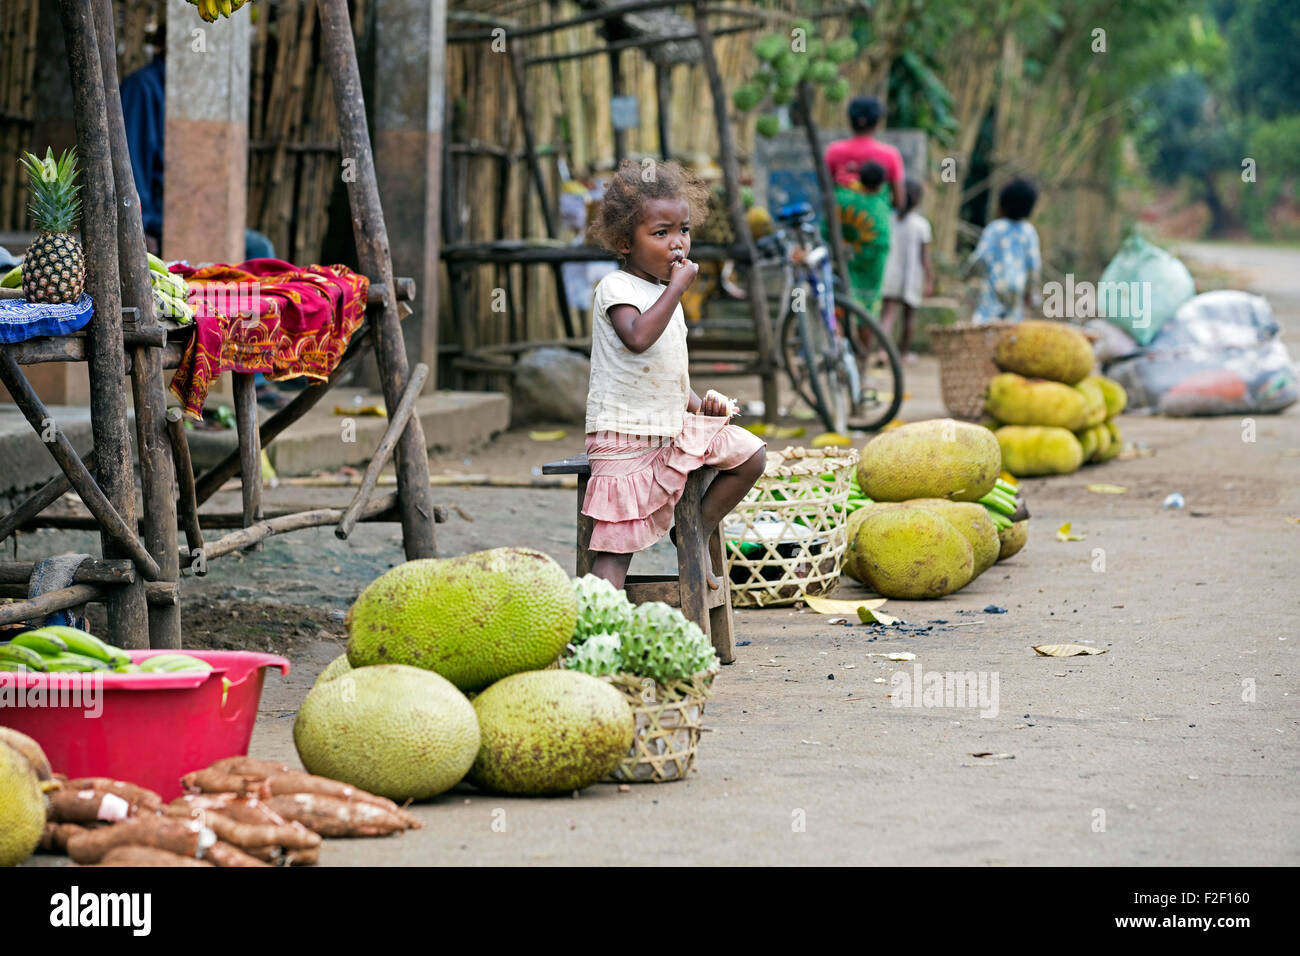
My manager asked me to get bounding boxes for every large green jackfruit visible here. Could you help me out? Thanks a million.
[986,372,1089,431]
[856,419,1001,503]
[996,425,1085,477]
[346,547,577,692]
[850,508,975,599]
[994,319,1095,385]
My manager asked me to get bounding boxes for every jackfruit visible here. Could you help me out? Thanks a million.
[1096,420,1122,462]
[294,664,480,801]
[986,372,1088,431]
[824,77,850,101]
[997,520,1028,561]
[902,499,1000,579]
[0,741,44,867]
[755,34,786,64]
[993,319,1095,385]
[808,59,837,85]
[857,418,1001,502]
[0,728,52,782]
[1076,426,1099,462]
[469,670,634,795]
[756,114,781,138]
[1075,378,1108,428]
[996,425,1085,477]
[1090,375,1128,418]
[732,83,762,113]
[314,653,352,685]
[851,508,975,599]
[346,547,577,692]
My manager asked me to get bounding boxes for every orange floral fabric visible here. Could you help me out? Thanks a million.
[168,258,369,419]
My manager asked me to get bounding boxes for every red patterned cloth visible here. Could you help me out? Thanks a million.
[168,258,369,419]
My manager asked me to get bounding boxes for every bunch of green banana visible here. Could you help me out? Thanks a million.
[3,626,126,672]
[190,0,250,22]
[139,653,213,674]
[978,478,1025,531]
[147,252,194,323]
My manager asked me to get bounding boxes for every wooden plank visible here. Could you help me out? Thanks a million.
[336,362,428,539]
[0,559,134,586]
[0,584,104,626]
[318,0,437,560]
[707,524,735,663]
[623,577,682,607]
[55,0,149,647]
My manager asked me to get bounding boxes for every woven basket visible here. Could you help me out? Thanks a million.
[722,445,858,608]
[926,321,1016,420]
[604,669,715,783]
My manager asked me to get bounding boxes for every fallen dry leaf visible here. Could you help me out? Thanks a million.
[858,606,903,625]
[970,752,1015,760]
[811,431,853,448]
[1032,643,1107,657]
[1087,483,1128,494]
[1056,521,1085,541]
[804,595,888,615]
[529,429,567,441]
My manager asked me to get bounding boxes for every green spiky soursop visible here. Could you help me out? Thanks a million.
[572,575,635,644]
[621,602,718,684]
[566,632,623,677]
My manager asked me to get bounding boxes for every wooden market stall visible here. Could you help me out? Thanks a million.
[0,0,439,650]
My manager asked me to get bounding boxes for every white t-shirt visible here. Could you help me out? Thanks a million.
[587,270,690,438]
[882,211,932,307]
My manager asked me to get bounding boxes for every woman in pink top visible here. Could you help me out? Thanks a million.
[824,96,905,212]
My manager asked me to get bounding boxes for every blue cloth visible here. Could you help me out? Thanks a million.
[966,218,1041,323]
[0,294,94,343]
[120,59,165,238]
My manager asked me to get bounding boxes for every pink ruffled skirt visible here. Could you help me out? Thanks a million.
[583,413,766,554]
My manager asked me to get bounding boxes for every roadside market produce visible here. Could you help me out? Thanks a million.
[986,372,1088,431]
[997,520,1029,560]
[996,425,1085,477]
[0,736,46,866]
[566,599,718,684]
[1075,378,1108,427]
[993,319,1095,385]
[1090,375,1128,418]
[572,574,636,644]
[16,147,84,304]
[2,626,209,673]
[845,507,976,599]
[469,670,635,795]
[48,778,162,823]
[0,728,53,782]
[314,653,352,685]
[188,0,251,23]
[857,418,1001,502]
[293,664,480,801]
[346,547,577,691]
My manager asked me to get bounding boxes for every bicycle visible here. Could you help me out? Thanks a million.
[754,201,904,434]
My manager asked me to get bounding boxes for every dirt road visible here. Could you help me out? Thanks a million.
[20,241,1298,865]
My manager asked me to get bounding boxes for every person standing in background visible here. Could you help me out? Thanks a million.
[824,96,905,213]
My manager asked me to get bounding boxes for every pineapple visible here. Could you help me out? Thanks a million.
[18,147,84,304]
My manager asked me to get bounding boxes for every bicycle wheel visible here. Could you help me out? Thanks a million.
[836,296,904,431]
[793,298,849,435]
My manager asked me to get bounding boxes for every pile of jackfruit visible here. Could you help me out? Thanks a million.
[984,320,1127,477]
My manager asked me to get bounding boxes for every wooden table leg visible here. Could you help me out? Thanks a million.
[576,474,594,577]
[708,525,735,664]
[232,372,263,551]
[675,469,710,640]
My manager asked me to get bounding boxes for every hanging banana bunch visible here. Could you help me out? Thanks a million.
[189,0,252,23]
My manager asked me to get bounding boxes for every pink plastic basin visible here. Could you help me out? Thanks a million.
[0,650,289,800]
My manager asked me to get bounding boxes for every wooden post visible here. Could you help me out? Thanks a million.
[693,3,779,424]
[231,372,263,551]
[609,47,626,164]
[53,0,149,646]
[318,0,436,560]
[507,41,576,339]
[656,62,672,161]
[796,79,851,295]
[91,0,180,648]
[336,362,428,540]
[166,407,205,575]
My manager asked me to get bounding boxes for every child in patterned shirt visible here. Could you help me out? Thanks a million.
[965,178,1042,323]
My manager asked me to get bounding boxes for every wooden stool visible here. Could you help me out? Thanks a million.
[542,454,735,664]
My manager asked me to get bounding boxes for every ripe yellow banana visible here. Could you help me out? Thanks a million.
[218,0,233,17]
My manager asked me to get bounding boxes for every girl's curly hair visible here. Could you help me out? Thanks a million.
[586,159,712,259]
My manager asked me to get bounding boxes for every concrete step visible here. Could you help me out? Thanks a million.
[0,390,510,500]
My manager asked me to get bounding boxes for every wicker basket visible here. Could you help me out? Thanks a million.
[604,669,715,783]
[926,321,1016,420]
[722,445,858,608]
